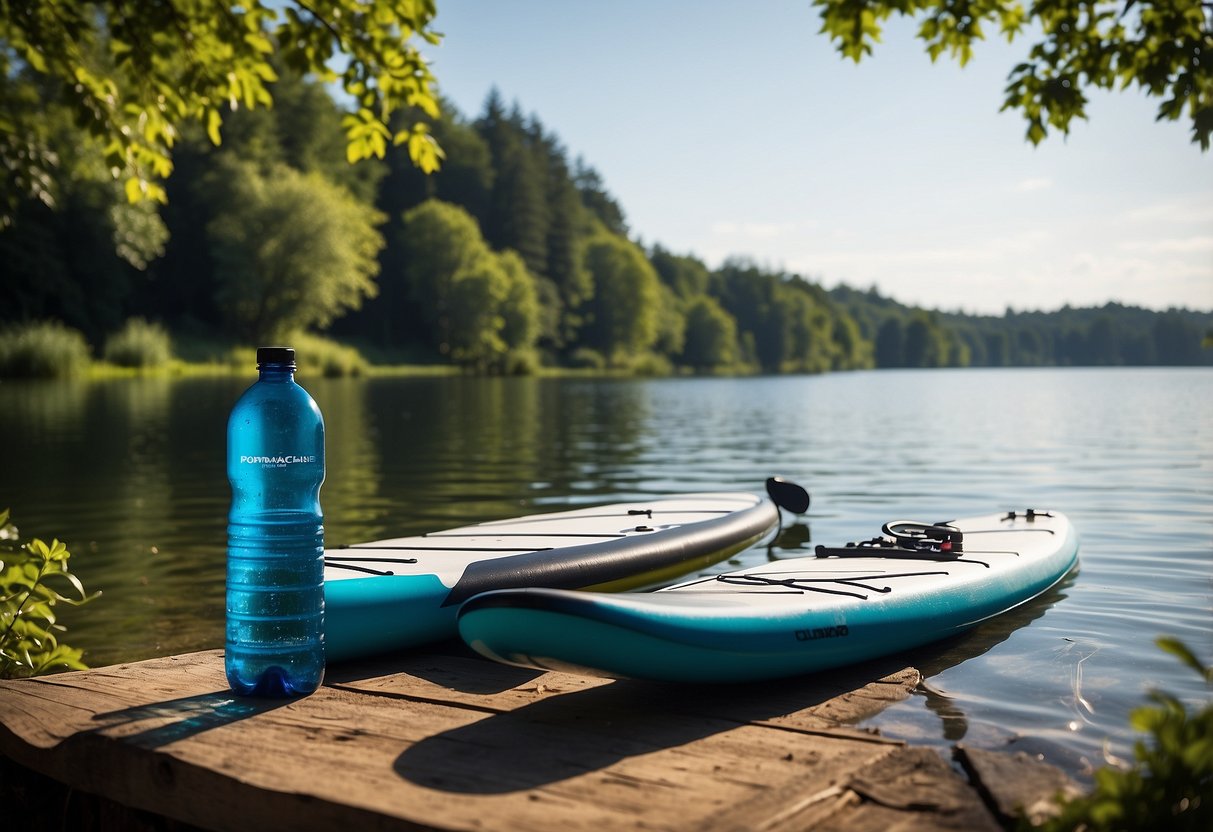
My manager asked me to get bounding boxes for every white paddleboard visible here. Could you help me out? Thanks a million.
[458,509,1079,682]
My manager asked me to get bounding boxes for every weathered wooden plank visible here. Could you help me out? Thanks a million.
[703,745,1006,832]
[817,747,1003,832]
[1,648,928,832]
[956,744,1083,826]
[335,644,921,739]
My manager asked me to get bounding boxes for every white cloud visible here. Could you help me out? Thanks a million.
[1122,195,1213,226]
[708,220,816,239]
[1013,177,1054,192]
[1118,236,1213,255]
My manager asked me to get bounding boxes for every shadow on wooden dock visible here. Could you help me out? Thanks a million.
[0,642,1078,831]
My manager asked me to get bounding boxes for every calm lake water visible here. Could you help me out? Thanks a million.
[2,368,1209,780]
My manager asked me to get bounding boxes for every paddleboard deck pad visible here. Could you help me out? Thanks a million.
[457,509,1079,683]
[324,491,780,661]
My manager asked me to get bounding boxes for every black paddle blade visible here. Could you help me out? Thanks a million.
[766,477,810,515]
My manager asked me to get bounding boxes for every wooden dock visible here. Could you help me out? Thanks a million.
[0,644,1075,831]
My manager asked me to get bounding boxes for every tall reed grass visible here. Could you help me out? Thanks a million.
[292,333,368,378]
[227,333,369,378]
[0,322,91,379]
[103,318,174,368]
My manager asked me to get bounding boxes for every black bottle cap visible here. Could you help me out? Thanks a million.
[256,346,295,366]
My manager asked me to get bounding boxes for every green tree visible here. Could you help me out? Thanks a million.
[1,0,444,226]
[0,89,169,340]
[397,199,491,354]
[944,324,976,367]
[831,313,874,369]
[360,103,492,347]
[653,285,689,359]
[713,261,786,371]
[1153,310,1204,364]
[446,254,510,370]
[481,105,550,279]
[1087,315,1119,364]
[262,69,387,205]
[778,278,839,373]
[581,233,662,363]
[538,135,593,346]
[146,67,382,337]
[985,330,1009,366]
[681,296,739,371]
[651,247,712,300]
[207,162,385,341]
[375,102,494,228]
[396,199,540,369]
[573,157,628,235]
[814,0,1213,149]
[875,317,906,367]
[498,249,543,355]
[904,313,949,367]
[430,113,497,220]
[1014,325,1046,365]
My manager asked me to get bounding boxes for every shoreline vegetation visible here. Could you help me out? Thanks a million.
[4,72,1211,382]
[1,301,1210,382]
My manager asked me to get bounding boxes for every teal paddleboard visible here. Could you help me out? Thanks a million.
[324,489,786,661]
[457,510,1079,683]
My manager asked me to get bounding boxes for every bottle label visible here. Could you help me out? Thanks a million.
[239,454,318,467]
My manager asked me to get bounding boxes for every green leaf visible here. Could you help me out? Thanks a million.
[1156,636,1211,682]
[124,177,143,204]
[207,109,223,146]
[243,33,274,55]
[25,539,50,561]
[407,125,445,174]
[46,539,69,563]
[1027,118,1047,145]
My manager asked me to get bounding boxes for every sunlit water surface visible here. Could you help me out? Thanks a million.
[2,368,1209,780]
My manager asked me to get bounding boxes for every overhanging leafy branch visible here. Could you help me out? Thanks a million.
[813,0,1213,149]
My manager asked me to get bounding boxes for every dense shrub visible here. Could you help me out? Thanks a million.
[224,335,368,378]
[567,348,606,370]
[0,322,91,379]
[626,351,674,377]
[103,318,174,368]
[502,348,542,376]
[289,333,369,378]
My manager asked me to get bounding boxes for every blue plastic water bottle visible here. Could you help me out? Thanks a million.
[226,346,325,696]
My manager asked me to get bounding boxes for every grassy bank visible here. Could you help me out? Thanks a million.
[0,322,469,381]
[1,321,747,382]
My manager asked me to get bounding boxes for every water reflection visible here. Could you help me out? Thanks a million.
[767,522,812,556]
[859,572,1088,764]
[310,379,381,541]
[919,679,970,742]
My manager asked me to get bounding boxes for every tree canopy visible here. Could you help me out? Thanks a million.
[396,199,543,370]
[814,0,1213,149]
[0,0,443,227]
[207,161,385,341]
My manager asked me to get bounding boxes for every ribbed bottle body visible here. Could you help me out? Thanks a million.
[225,354,325,696]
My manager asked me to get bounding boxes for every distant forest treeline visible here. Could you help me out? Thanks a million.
[3,69,1210,374]
[831,288,1213,369]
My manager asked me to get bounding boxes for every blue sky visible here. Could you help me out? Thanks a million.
[421,1,1212,315]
